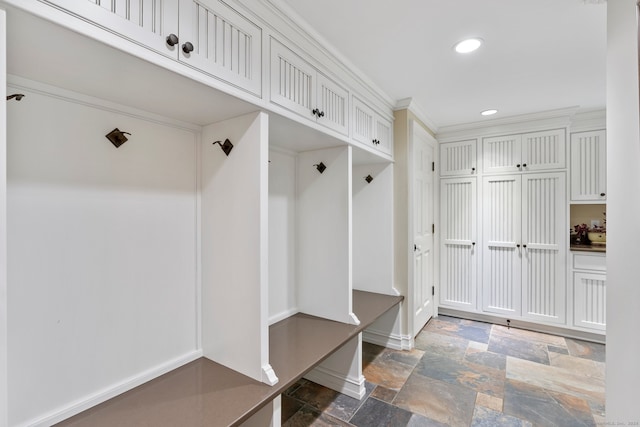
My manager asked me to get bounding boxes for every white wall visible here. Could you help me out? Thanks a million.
[352,163,394,295]
[0,9,8,427]
[268,148,297,324]
[6,84,200,426]
[606,0,640,423]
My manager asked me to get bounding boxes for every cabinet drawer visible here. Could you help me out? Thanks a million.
[573,253,606,271]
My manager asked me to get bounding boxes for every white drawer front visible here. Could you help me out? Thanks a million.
[573,253,606,271]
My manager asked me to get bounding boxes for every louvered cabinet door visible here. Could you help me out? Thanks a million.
[440,177,477,310]
[48,0,179,57]
[521,172,566,324]
[573,272,606,332]
[179,0,262,95]
[482,175,522,316]
[316,72,349,136]
[440,140,478,177]
[570,130,607,201]
[521,129,566,171]
[483,134,521,174]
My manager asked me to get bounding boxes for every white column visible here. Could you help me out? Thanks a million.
[606,0,640,422]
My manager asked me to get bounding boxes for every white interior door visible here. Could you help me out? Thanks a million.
[411,122,435,337]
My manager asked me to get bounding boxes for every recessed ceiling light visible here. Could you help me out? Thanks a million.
[481,109,498,116]
[454,38,483,54]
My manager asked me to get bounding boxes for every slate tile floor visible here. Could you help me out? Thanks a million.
[282,315,605,427]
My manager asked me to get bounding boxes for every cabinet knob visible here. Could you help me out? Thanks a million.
[516,244,521,248]
[600,192,606,197]
[166,34,179,47]
[182,41,194,54]
[516,164,521,168]
[471,167,476,172]
[522,163,527,168]
[318,110,325,118]
[472,242,476,246]
[312,108,318,117]
[523,244,527,248]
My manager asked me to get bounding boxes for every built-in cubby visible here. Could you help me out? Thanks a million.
[1,2,401,425]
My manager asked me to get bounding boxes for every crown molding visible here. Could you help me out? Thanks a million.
[394,98,439,134]
[570,109,607,132]
[253,0,396,111]
[436,106,580,142]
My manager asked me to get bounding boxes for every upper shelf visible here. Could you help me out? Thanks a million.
[55,291,403,427]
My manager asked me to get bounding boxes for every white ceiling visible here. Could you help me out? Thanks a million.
[277,0,607,130]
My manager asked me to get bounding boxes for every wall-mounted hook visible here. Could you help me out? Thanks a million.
[213,138,233,156]
[365,174,373,183]
[6,94,25,101]
[314,162,326,174]
[105,128,131,148]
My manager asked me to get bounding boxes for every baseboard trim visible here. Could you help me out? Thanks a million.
[437,308,605,344]
[27,350,203,427]
[362,329,413,351]
[303,366,365,400]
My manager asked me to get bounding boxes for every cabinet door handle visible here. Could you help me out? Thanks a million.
[600,192,606,197]
[166,34,179,47]
[182,41,194,54]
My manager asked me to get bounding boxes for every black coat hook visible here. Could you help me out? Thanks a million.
[105,128,131,148]
[365,175,373,183]
[213,139,233,156]
[314,162,326,174]
[6,94,25,101]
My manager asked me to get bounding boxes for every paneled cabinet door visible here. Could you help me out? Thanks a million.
[440,177,477,310]
[521,129,566,171]
[483,130,566,174]
[46,0,179,58]
[316,72,349,135]
[483,134,522,174]
[352,97,392,155]
[179,0,262,96]
[375,115,393,156]
[440,139,478,176]
[521,172,566,324]
[573,272,606,332]
[570,130,607,201]
[270,39,349,135]
[482,175,522,316]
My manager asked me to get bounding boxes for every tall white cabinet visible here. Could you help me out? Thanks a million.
[438,122,575,333]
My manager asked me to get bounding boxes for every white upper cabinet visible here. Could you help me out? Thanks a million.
[178,0,262,95]
[351,96,392,156]
[570,130,607,201]
[270,38,349,136]
[440,139,478,176]
[45,0,180,57]
[483,129,566,174]
[43,0,263,95]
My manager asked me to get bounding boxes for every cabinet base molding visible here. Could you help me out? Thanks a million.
[362,330,413,351]
[303,367,366,400]
[29,350,203,427]
[438,308,604,344]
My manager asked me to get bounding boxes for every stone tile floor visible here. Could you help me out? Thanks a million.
[282,315,605,427]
